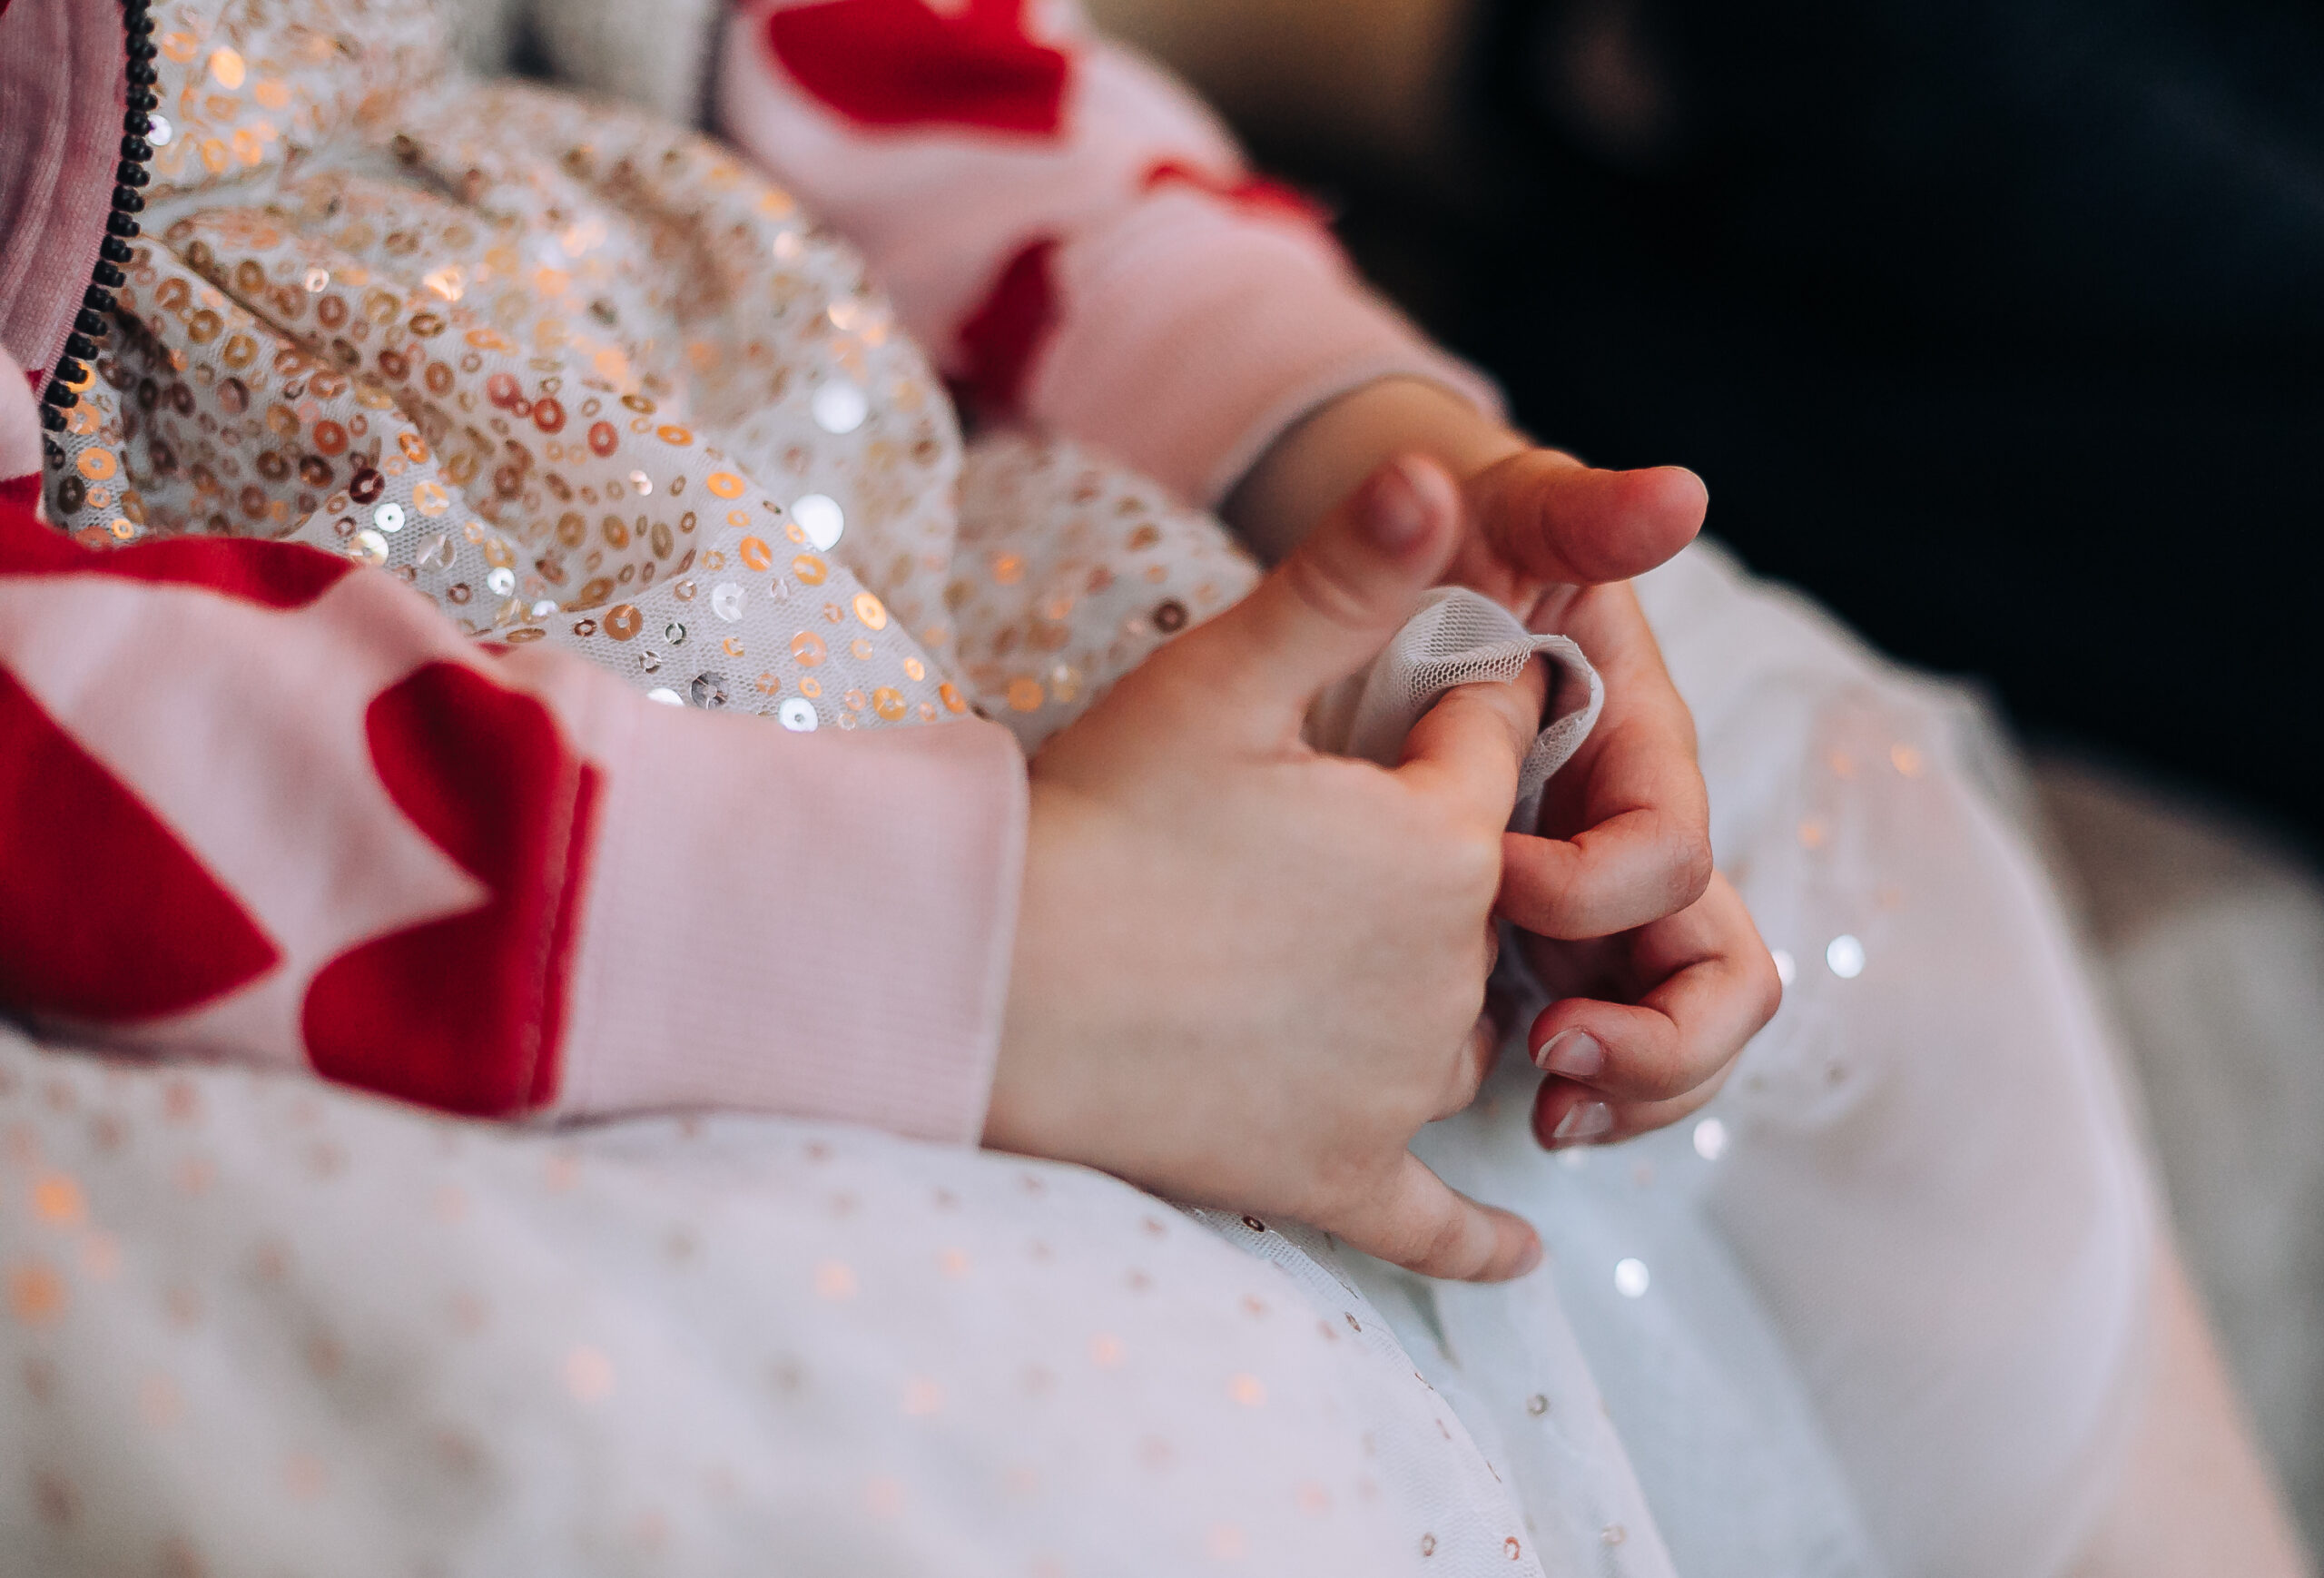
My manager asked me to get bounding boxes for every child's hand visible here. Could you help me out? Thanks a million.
[1227,379,1777,1148]
[988,456,1545,1282]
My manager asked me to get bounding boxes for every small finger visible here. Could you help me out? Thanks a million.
[1330,1152,1541,1283]
[1500,802,1712,939]
[1396,664,1547,829]
[1499,587,1712,937]
[1531,1070,1738,1149]
[1524,876,1780,1109]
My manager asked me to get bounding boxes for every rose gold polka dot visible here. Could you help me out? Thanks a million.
[31,1173,84,1227]
[564,1345,615,1403]
[8,1261,65,1325]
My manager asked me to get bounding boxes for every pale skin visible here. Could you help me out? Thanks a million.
[986,376,1779,1283]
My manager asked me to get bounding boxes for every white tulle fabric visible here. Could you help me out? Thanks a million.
[1314,587,1605,831]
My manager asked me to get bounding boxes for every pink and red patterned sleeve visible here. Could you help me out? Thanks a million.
[716,0,1500,509]
[0,343,1025,1145]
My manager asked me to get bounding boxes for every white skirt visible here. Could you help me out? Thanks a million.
[0,543,2153,1578]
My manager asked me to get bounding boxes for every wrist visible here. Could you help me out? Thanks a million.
[1223,377,1525,561]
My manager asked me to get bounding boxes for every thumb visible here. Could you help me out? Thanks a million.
[1465,449,1707,586]
[1181,454,1462,726]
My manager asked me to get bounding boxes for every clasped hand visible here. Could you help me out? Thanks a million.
[989,382,1779,1284]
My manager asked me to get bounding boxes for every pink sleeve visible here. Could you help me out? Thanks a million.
[0,346,1024,1144]
[714,0,1500,508]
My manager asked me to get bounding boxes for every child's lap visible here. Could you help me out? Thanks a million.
[0,1023,1547,1575]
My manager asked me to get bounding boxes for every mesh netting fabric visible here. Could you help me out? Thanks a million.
[1311,587,1605,831]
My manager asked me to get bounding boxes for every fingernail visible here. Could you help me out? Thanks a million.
[1511,1233,1544,1277]
[1551,1100,1614,1146]
[1360,457,1437,553]
[1535,1029,1605,1080]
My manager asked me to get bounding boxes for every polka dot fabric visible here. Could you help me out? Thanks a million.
[0,1022,1649,1578]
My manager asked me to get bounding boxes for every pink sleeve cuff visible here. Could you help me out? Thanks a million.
[547,662,1028,1145]
[1030,191,1503,508]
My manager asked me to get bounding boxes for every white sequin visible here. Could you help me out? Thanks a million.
[486,567,516,595]
[372,502,404,533]
[1614,1258,1650,1298]
[1692,1119,1728,1161]
[1770,949,1796,987]
[779,697,819,732]
[145,113,174,147]
[812,382,868,435]
[711,582,746,621]
[1827,934,1866,980]
[793,493,844,552]
[645,687,683,706]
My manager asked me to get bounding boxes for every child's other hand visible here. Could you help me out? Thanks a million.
[989,456,1545,1282]
[1227,379,1776,1149]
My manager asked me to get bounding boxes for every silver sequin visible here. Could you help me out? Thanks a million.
[793,493,844,552]
[1692,1119,1728,1161]
[812,382,868,435]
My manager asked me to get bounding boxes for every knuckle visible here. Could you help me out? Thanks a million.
[1666,826,1716,908]
[1750,949,1785,1028]
[1637,1054,1698,1105]
[1282,547,1384,636]
[1408,1205,1473,1275]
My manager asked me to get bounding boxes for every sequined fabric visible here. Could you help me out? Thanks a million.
[41,0,1256,745]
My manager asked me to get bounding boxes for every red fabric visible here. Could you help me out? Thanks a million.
[766,0,1071,135]
[0,662,281,1022]
[300,661,600,1118]
[952,237,1059,417]
[0,498,354,607]
[0,475,35,511]
[1141,160,1328,228]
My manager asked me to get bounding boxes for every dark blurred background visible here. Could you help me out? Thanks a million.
[1106,0,2324,842]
